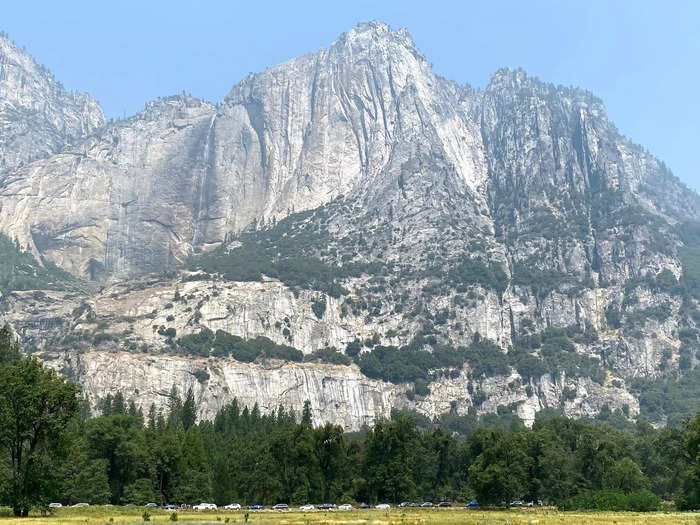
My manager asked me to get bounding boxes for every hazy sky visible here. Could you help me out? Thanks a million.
[3,1,699,191]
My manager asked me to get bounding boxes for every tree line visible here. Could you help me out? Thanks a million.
[1,326,699,516]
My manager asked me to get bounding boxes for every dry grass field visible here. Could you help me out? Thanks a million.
[0,507,697,525]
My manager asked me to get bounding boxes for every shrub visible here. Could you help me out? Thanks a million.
[192,368,210,383]
[304,347,351,365]
[311,298,326,319]
[560,489,660,511]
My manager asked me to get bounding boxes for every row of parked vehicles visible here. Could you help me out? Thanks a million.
[49,499,544,511]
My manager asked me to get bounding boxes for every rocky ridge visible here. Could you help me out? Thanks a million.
[0,23,697,429]
[0,32,104,175]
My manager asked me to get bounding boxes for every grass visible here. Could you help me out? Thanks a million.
[0,507,697,525]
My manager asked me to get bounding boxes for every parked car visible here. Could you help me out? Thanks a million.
[165,505,177,510]
[145,503,158,508]
[358,503,370,509]
[526,501,534,507]
[248,504,264,510]
[71,503,89,508]
[398,502,410,508]
[375,503,390,510]
[299,504,315,511]
[408,502,419,507]
[338,504,353,511]
[273,503,289,511]
[510,500,523,507]
[466,500,479,508]
[318,503,335,510]
[48,503,62,509]
[438,501,452,507]
[420,502,433,507]
[537,500,543,506]
[194,503,217,510]
[224,503,242,510]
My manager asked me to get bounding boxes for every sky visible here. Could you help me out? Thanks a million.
[2,0,699,190]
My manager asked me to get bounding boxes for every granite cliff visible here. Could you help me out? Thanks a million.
[0,23,697,429]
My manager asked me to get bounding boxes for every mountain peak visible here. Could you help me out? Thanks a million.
[0,29,105,173]
[332,21,419,56]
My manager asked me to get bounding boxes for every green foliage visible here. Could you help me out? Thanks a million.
[304,347,351,366]
[311,298,326,319]
[678,414,700,510]
[2,324,699,510]
[123,478,155,505]
[189,211,381,297]
[446,259,508,294]
[605,305,622,328]
[468,429,531,505]
[0,351,80,515]
[176,329,302,362]
[354,339,468,385]
[516,326,606,384]
[560,489,660,511]
[602,458,649,493]
[511,263,570,298]
[630,367,700,425]
[464,340,510,377]
[0,232,73,294]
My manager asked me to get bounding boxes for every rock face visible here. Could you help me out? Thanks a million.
[0,22,697,428]
[0,32,104,174]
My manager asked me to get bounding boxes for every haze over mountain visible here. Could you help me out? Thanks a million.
[0,22,698,430]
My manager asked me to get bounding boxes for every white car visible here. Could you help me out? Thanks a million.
[71,503,89,508]
[48,503,62,509]
[299,504,315,511]
[224,503,241,510]
[375,503,390,510]
[338,504,353,511]
[193,503,217,511]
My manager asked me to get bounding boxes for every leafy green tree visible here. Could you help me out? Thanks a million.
[123,478,155,505]
[0,325,21,364]
[314,423,349,502]
[363,417,421,503]
[149,429,183,504]
[84,415,148,504]
[0,357,79,516]
[468,429,532,505]
[679,414,700,509]
[64,458,111,504]
[172,429,211,503]
[603,457,649,493]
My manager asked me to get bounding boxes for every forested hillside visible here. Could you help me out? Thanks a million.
[1,328,699,515]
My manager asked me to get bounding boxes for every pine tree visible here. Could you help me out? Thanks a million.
[167,386,183,429]
[112,391,126,415]
[301,400,313,428]
[182,387,197,430]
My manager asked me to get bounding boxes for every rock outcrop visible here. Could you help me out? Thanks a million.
[0,32,104,174]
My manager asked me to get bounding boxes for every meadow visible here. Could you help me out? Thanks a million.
[0,507,697,525]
